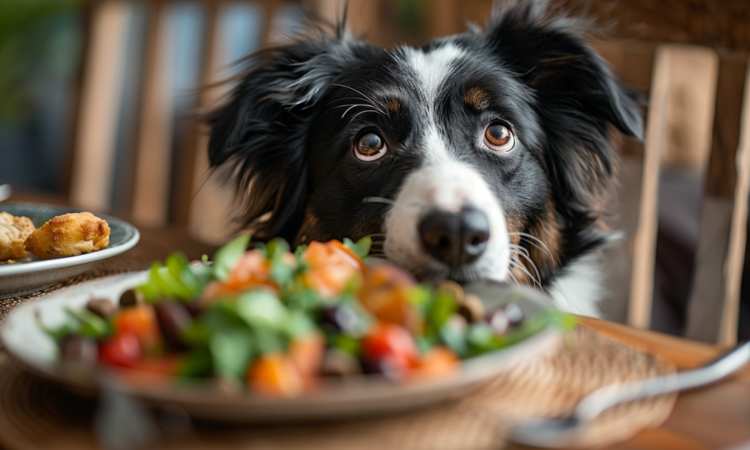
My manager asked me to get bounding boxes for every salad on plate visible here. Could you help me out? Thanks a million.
[38,235,573,397]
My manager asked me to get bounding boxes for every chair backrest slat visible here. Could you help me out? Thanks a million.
[687,54,750,345]
[628,47,669,329]
[130,0,173,227]
[69,0,128,212]
[174,1,222,227]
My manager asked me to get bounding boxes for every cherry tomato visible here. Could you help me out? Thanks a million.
[99,333,142,368]
[113,305,160,350]
[412,347,458,380]
[247,353,303,396]
[361,323,419,375]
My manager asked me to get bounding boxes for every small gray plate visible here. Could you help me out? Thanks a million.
[0,203,139,298]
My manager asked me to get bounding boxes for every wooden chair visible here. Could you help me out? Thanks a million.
[65,0,317,241]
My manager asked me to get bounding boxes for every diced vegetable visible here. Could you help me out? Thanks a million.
[358,265,421,332]
[361,323,419,377]
[288,333,324,377]
[113,305,160,350]
[247,354,303,396]
[99,333,142,368]
[412,347,458,379]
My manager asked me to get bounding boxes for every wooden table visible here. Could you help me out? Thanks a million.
[2,227,749,450]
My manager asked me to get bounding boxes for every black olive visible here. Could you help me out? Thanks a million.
[319,304,365,335]
[504,303,525,327]
[86,297,116,318]
[59,335,98,365]
[154,302,192,350]
[321,350,361,377]
[360,356,402,381]
[118,288,143,309]
[183,301,205,318]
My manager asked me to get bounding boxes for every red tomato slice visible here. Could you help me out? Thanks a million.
[113,305,160,350]
[99,333,142,368]
[361,323,419,371]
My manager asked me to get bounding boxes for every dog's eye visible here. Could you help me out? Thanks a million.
[354,132,387,161]
[483,123,515,153]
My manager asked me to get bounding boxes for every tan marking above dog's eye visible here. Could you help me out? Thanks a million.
[464,87,490,110]
[483,122,515,153]
[354,132,388,161]
[386,98,401,113]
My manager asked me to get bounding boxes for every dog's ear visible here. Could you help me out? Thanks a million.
[208,37,360,241]
[484,0,643,221]
[486,0,643,140]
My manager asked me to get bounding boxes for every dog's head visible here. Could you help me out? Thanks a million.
[208,1,642,285]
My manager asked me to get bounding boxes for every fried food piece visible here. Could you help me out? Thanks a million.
[26,212,110,259]
[0,212,35,261]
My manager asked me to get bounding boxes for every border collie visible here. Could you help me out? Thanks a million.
[206,0,643,316]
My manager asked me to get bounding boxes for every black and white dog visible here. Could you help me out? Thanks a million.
[207,0,643,316]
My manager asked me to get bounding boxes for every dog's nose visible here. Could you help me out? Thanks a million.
[418,207,490,267]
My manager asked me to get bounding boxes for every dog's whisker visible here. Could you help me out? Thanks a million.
[362,197,395,205]
[512,250,542,288]
[350,108,382,121]
[330,83,388,116]
[509,259,542,289]
[508,232,553,257]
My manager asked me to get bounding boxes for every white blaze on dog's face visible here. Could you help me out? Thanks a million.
[383,45,511,282]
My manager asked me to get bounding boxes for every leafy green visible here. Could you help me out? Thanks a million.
[426,289,456,337]
[329,334,360,356]
[344,236,372,259]
[236,290,288,330]
[284,310,316,339]
[63,307,111,339]
[179,348,213,378]
[137,255,208,302]
[210,329,255,379]
[213,234,251,281]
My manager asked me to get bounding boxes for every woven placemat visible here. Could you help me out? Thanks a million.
[0,325,677,450]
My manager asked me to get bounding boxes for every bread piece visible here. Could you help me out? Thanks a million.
[0,212,35,261]
[26,212,110,259]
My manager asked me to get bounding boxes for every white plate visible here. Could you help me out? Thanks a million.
[0,203,139,298]
[1,273,561,422]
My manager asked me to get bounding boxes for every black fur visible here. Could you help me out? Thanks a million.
[207,0,642,288]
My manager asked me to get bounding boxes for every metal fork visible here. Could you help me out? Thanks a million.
[508,341,750,448]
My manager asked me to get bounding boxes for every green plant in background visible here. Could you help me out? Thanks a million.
[0,0,82,121]
[396,0,428,41]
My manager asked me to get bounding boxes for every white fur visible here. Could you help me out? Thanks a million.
[384,161,511,282]
[401,44,465,103]
[384,44,510,283]
[547,254,603,317]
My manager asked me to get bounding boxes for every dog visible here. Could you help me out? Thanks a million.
[206,0,643,317]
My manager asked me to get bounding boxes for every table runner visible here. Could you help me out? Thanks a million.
[0,272,677,449]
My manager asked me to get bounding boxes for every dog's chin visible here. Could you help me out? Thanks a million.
[378,258,507,285]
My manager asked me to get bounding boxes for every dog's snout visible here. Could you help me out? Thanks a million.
[418,207,490,267]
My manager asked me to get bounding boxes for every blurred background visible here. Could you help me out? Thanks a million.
[2,0,749,343]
